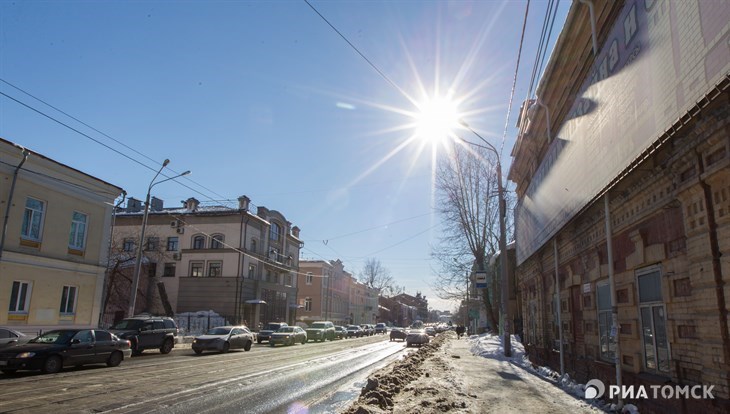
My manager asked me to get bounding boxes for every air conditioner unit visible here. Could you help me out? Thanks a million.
[170,220,178,228]
[176,227,185,234]
[172,252,181,261]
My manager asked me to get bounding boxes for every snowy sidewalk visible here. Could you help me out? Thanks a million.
[383,334,603,413]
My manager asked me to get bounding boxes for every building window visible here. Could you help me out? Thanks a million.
[123,238,135,252]
[596,283,615,362]
[305,297,312,312]
[250,239,257,253]
[248,264,256,279]
[68,211,87,250]
[21,197,45,241]
[637,266,670,373]
[192,235,205,250]
[190,262,204,277]
[211,234,224,249]
[146,237,159,251]
[270,222,280,241]
[9,281,32,313]
[59,286,77,314]
[166,237,179,251]
[208,261,222,277]
[306,272,313,285]
[163,263,176,277]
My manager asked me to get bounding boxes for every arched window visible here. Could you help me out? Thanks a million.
[192,235,205,250]
[211,234,224,249]
[270,222,280,241]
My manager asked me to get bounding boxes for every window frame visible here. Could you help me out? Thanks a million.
[306,272,313,285]
[210,234,224,249]
[636,265,670,374]
[270,222,280,241]
[68,211,88,250]
[21,197,45,241]
[123,238,135,252]
[304,297,312,312]
[9,280,32,313]
[163,262,176,277]
[207,261,222,277]
[166,236,179,251]
[145,237,160,251]
[190,261,204,277]
[59,285,78,315]
[192,235,206,250]
[596,282,615,362]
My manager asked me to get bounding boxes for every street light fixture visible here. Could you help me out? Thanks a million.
[128,160,190,317]
[457,121,511,357]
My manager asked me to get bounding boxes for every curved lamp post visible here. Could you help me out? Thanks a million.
[458,121,511,357]
[128,160,190,317]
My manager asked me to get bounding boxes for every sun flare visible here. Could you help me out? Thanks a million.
[413,96,462,145]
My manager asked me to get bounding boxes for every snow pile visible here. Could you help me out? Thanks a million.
[468,333,525,361]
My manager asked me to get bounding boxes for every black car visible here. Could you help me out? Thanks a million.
[257,322,288,344]
[389,327,407,342]
[109,315,178,355]
[0,329,132,374]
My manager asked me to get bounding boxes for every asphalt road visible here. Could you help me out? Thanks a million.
[0,334,408,414]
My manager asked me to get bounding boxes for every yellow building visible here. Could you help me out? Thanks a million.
[0,138,123,335]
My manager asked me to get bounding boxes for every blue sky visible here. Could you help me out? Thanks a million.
[0,0,567,311]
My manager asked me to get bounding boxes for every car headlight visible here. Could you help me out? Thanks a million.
[16,352,36,358]
[192,339,197,344]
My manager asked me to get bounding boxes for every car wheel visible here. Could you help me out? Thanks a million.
[221,342,230,353]
[244,341,252,352]
[42,355,63,374]
[301,338,306,345]
[194,349,203,355]
[160,338,174,354]
[107,351,123,367]
[1,369,18,375]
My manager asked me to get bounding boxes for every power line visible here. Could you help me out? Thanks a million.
[0,79,229,202]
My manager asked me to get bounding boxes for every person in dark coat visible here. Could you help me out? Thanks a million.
[456,325,465,338]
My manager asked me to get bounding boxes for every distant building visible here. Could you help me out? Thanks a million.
[0,138,123,335]
[297,259,352,326]
[111,195,302,329]
[392,292,428,323]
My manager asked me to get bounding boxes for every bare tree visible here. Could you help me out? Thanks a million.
[102,229,172,324]
[431,144,504,330]
[359,258,397,296]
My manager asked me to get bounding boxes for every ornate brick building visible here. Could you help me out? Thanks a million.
[509,1,729,413]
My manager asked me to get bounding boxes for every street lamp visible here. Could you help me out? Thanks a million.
[458,121,511,357]
[128,160,190,317]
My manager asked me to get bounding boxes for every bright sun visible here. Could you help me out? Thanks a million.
[413,96,462,145]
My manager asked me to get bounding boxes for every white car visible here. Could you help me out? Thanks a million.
[0,327,29,348]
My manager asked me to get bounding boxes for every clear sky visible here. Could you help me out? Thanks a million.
[0,0,568,312]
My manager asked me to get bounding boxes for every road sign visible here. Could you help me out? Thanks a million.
[475,271,487,288]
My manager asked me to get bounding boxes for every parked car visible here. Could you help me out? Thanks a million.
[374,323,388,334]
[192,326,254,354]
[425,326,436,336]
[360,324,374,336]
[0,327,30,348]
[109,315,178,356]
[346,325,364,338]
[406,329,430,347]
[269,326,307,346]
[389,327,407,342]
[334,326,347,339]
[306,321,336,342]
[257,322,288,344]
[0,329,131,374]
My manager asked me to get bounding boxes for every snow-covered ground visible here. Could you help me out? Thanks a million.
[468,333,639,414]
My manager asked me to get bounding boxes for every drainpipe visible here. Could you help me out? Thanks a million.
[604,193,623,410]
[0,146,30,264]
[579,0,599,55]
[554,239,564,375]
[697,152,730,393]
